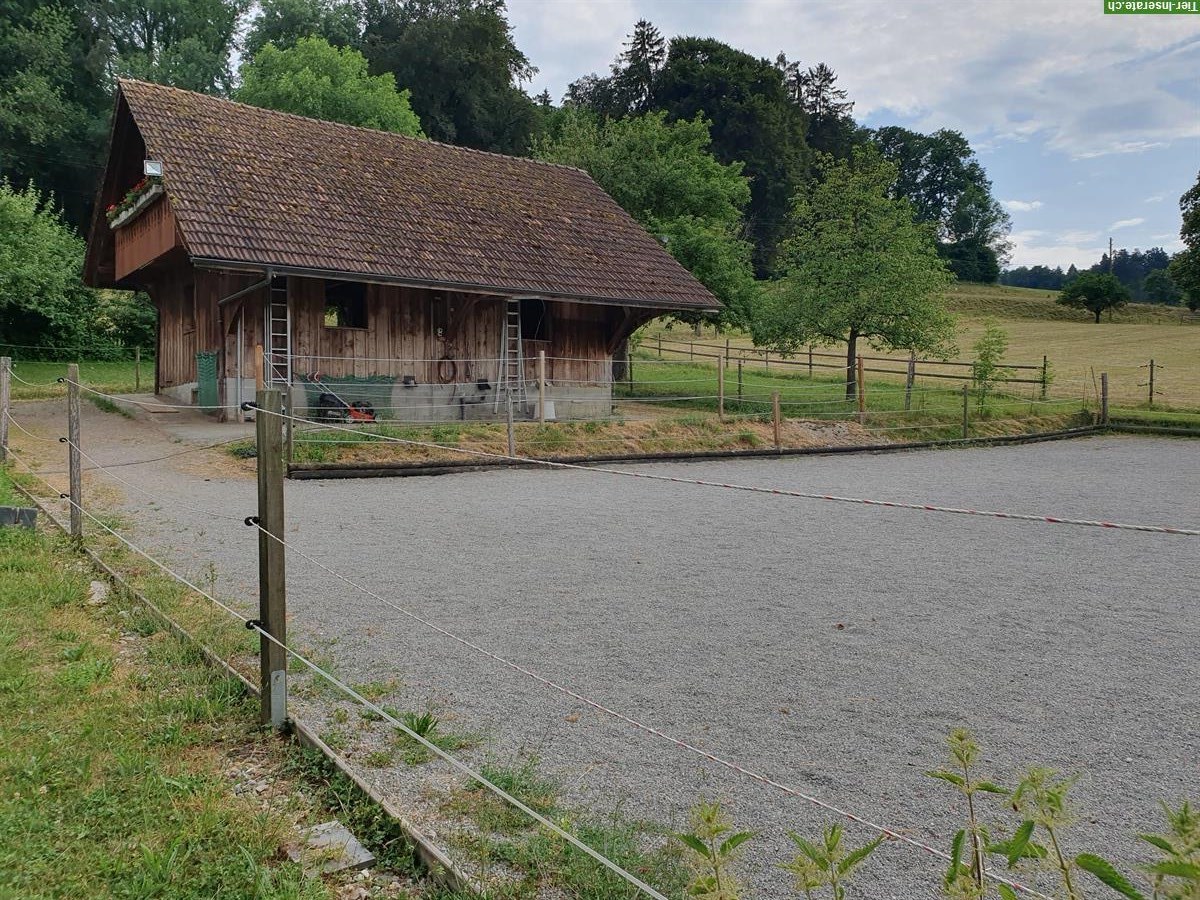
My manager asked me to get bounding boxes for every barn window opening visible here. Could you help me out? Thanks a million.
[324,281,367,328]
[519,298,549,341]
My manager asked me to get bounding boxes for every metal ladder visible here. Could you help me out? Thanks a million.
[265,280,291,387]
[495,298,526,412]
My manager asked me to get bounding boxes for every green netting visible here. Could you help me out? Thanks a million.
[299,374,396,409]
[196,351,218,408]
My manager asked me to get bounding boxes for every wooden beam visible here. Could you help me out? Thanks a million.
[606,307,652,355]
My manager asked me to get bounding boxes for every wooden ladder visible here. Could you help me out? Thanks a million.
[495,299,526,411]
[265,279,291,387]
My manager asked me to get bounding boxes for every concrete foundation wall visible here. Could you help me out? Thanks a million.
[161,379,614,422]
[288,381,613,422]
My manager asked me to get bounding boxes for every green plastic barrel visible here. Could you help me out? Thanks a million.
[196,351,219,410]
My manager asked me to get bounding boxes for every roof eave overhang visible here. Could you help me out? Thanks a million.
[188,256,723,312]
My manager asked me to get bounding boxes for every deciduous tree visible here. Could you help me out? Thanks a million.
[535,111,758,327]
[242,0,361,57]
[1168,170,1200,311]
[360,0,538,154]
[0,180,100,350]
[754,149,956,400]
[1056,271,1130,323]
[236,36,424,135]
[872,126,1011,282]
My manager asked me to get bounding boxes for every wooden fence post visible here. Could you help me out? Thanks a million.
[772,391,781,451]
[66,363,82,542]
[961,384,969,439]
[657,337,662,358]
[717,355,725,421]
[856,355,866,424]
[254,388,287,730]
[904,351,915,412]
[134,347,141,393]
[0,356,9,464]
[1040,355,1048,400]
[537,350,546,424]
[255,343,265,391]
[807,346,813,378]
[1100,372,1109,425]
[1148,358,1156,406]
[506,390,516,456]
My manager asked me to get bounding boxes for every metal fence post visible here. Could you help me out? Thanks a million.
[1148,359,1155,406]
[66,363,82,541]
[1041,355,1048,400]
[807,345,813,378]
[0,356,10,463]
[961,384,969,439]
[737,358,743,402]
[1101,372,1109,425]
[134,347,141,393]
[254,388,287,730]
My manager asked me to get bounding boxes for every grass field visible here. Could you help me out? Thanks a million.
[639,282,1200,410]
[0,469,334,899]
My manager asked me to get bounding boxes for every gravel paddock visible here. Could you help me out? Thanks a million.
[101,433,1198,897]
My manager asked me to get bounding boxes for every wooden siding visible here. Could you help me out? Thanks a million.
[114,194,179,280]
[285,277,612,385]
[147,264,618,392]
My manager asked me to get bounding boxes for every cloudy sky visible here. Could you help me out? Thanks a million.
[507,0,1200,270]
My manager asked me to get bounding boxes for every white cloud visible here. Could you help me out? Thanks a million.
[1110,217,1146,230]
[1144,194,1165,203]
[1003,199,1043,212]
[510,0,1200,159]
[1009,229,1104,269]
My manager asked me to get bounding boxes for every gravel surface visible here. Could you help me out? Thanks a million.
[11,404,1198,898]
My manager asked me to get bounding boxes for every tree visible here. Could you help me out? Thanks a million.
[0,179,100,350]
[872,126,1010,282]
[776,56,860,159]
[754,149,956,400]
[534,111,758,327]
[0,2,110,231]
[1143,269,1182,306]
[653,37,809,273]
[236,37,424,135]
[242,0,361,57]
[97,0,250,95]
[360,0,539,154]
[563,20,666,119]
[1057,272,1130,323]
[1168,170,1200,311]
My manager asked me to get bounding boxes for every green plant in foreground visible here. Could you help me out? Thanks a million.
[1005,767,1144,900]
[1140,801,1200,900]
[927,728,1009,898]
[970,320,1014,411]
[677,800,753,899]
[400,709,439,739]
[782,823,883,899]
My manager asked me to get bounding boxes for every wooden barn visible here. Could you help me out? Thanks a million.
[84,79,720,421]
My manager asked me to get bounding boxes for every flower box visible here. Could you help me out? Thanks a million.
[107,178,164,230]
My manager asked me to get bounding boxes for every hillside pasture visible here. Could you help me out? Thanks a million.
[640,282,1200,409]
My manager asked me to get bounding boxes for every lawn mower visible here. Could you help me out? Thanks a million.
[308,372,377,423]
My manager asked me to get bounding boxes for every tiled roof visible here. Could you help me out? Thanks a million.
[113,79,721,310]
